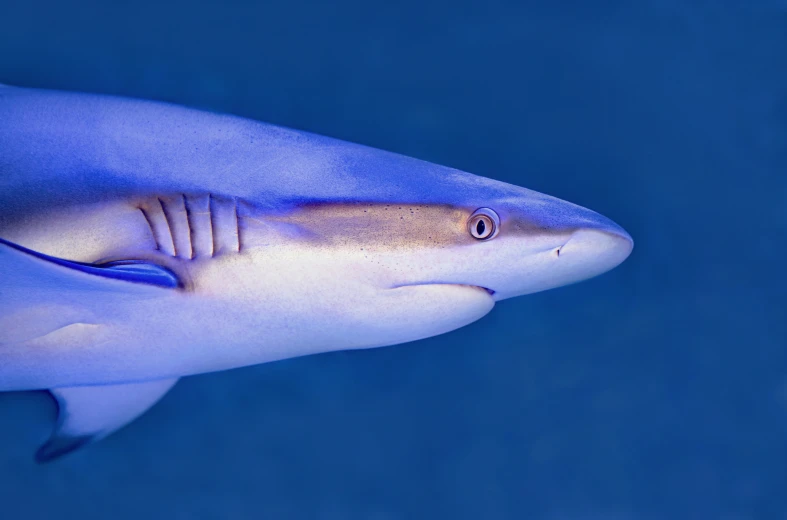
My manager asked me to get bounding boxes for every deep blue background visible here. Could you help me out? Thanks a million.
[0,1,785,518]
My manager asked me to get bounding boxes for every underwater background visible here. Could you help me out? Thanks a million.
[0,0,784,518]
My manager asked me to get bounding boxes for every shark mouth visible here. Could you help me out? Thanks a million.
[390,282,496,297]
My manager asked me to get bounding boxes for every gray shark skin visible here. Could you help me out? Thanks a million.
[0,84,633,461]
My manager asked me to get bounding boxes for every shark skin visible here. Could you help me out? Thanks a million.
[0,84,634,461]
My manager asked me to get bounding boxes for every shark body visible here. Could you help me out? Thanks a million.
[0,85,633,461]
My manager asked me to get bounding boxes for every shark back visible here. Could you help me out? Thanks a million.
[0,86,499,219]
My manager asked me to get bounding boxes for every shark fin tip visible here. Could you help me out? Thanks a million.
[35,434,94,464]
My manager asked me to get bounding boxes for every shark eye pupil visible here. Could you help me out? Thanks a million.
[468,208,499,240]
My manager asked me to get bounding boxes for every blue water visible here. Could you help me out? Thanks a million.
[0,1,785,518]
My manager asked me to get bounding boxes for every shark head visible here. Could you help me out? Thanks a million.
[366,193,634,302]
[223,164,634,353]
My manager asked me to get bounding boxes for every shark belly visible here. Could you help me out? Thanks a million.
[0,252,494,390]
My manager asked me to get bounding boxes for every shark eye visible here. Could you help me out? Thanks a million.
[468,208,500,240]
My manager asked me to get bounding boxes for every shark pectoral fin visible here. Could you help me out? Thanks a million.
[36,378,179,463]
[0,237,180,289]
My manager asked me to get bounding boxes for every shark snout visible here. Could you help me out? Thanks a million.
[478,197,634,300]
[555,226,633,282]
[530,195,633,272]
[559,228,632,261]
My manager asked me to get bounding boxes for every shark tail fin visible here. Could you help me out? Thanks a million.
[36,378,179,463]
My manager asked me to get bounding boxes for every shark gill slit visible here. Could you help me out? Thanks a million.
[235,199,242,253]
[208,194,217,257]
[137,206,159,252]
[183,194,197,259]
[137,202,176,256]
[205,195,240,255]
[159,196,194,260]
[178,194,194,259]
[170,194,220,259]
[138,194,243,259]
[183,194,214,259]
[157,197,178,258]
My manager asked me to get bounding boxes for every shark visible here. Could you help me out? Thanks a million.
[0,84,633,462]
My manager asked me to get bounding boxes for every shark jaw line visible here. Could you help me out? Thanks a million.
[389,282,497,297]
